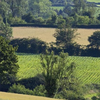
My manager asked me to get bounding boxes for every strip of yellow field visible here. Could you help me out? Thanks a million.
[12,27,100,45]
[0,91,62,100]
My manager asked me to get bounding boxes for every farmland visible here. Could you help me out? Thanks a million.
[17,54,100,85]
[0,91,61,100]
[12,27,100,84]
[87,0,100,3]
[12,27,100,45]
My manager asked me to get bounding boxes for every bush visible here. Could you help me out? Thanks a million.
[22,13,35,23]
[8,17,27,25]
[33,85,47,96]
[10,38,47,53]
[9,83,34,95]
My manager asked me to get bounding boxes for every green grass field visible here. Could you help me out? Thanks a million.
[87,0,100,3]
[17,53,100,85]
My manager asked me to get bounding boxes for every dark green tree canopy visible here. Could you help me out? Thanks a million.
[54,27,78,49]
[0,36,19,84]
[0,22,12,39]
[88,31,100,49]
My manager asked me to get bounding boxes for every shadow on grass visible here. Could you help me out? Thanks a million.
[18,74,45,90]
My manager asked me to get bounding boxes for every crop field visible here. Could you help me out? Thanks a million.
[12,27,100,45]
[0,91,61,100]
[17,54,100,85]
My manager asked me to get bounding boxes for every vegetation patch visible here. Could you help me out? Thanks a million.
[17,53,100,85]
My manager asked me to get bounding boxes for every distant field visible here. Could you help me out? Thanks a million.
[12,27,100,45]
[0,92,61,100]
[17,54,100,85]
[87,0,100,3]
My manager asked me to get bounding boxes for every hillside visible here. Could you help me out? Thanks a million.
[0,92,62,100]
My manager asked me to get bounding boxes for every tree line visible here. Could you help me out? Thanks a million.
[0,0,100,27]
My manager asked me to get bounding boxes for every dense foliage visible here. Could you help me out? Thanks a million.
[0,0,100,27]
[40,50,76,97]
[0,36,19,91]
[0,22,12,39]
[88,31,100,49]
[10,38,47,53]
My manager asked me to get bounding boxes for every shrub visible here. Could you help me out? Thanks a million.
[10,38,47,53]
[9,83,34,95]
[33,85,47,96]
[8,17,26,25]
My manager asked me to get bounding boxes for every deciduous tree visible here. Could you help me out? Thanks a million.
[40,50,76,97]
[54,27,78,49]
[88,31,100,49]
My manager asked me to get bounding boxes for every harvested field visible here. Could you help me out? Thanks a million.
[12,27,100,45]
[0,91,61,100]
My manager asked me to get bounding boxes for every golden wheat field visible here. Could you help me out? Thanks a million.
[0,92,62,100]
[12,27,100,45]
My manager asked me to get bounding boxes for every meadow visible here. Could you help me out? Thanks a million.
[87,0,100,3]
[12,27,100,46]
[17,54,100,85]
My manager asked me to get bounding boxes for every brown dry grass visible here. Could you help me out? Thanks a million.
[12,27,100,45]
[0,91,62,100]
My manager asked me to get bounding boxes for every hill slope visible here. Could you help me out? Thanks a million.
[0,91,62,100]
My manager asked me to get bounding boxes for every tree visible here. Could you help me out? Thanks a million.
[28,0,53,18]
[57,16,66,28]
[0,22,12,39]
[4,0,28,17]
[40,50,76,97]
[88,31,100,49]
[0,36,19,87]
[22,13,35,23]
[53,27,78,49]
[0,1,10,22]
[77,15,90,25]
[73,0,87,15]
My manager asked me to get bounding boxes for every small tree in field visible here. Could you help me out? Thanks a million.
[88,31,100,49]
[0,36,19,87]
[53,27,78,49]
[40,50,76,97]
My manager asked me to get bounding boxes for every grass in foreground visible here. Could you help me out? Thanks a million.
[17,54,100,85]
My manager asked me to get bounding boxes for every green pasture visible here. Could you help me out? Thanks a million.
[17,54,100,85]
[87,0,100,3]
